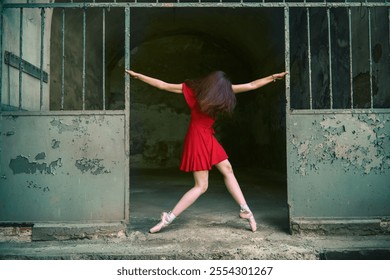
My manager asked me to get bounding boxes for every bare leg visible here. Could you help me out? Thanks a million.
[215,159,257,232]
[149,170,209,233]
[171,170,209,217]
[215,159,246,205]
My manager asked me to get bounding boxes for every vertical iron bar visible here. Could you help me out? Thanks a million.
[61,8,65,110]
[102,8,106,110]
[306,8,313,110]
[19,8,23,110]
[368,7,373,109]
[124,6,131,224]
[348,7,354,109]
[0,2,3,112]
[40,8,45,111]
[285,6,290,112]
[82,7,86,110]
[284,5,292,228]
[327,8,333,109]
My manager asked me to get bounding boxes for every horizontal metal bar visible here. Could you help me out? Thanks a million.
[0,110,127,117]
[3,2,390,9]
[4,51,49,83]
[1,104,27,111]
[290,108,390,115]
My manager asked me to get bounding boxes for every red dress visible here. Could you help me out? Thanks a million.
[180,83,228,172]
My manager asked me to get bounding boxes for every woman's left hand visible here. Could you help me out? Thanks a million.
[125,69,138,78]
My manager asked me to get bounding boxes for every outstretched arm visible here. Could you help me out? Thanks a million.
[125,69,183,94]
[232,71,288,94]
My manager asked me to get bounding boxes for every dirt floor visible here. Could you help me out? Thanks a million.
[1,168,390,260]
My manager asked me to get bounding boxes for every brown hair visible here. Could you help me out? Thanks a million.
[186,71,236,116]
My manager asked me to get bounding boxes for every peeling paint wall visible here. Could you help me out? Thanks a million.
[288,113,390,218]
[0,114,127,222]
[291,114,390,176]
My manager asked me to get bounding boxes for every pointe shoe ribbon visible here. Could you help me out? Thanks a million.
[239,210,257,232]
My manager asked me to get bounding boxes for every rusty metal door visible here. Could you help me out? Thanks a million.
[0,2,130,223]
[285,4,390,232]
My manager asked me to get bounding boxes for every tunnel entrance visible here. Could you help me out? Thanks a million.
[127,8,288,233]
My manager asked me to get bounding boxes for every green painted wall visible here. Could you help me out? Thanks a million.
[288,113,390,219]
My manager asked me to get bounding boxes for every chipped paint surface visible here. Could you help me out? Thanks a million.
[26,181,50,192]
[75,158,111,175]
[291,114,390,176]
[288,112,390,219]
[9,155,62,175]
[50,118,88,136]
[1,114,127,222]
[51,139,60,149]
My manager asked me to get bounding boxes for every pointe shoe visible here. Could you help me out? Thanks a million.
[239,210,257,232]
[149,212,172,234]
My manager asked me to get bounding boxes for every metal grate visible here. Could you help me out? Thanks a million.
[289,6,390,111]
[1,1,389,112]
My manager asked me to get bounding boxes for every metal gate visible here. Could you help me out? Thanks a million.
[286,2,390,233]
[0,1,130,223]
[1,1,389,233]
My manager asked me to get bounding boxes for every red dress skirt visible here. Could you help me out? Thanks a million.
[180,83,228,172]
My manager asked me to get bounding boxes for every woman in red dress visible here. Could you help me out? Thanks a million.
[125,69,287,233]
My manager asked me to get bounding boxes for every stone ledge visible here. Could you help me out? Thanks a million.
[0,226,32,242]
[291,218,390,235]
[32,223,126,241]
